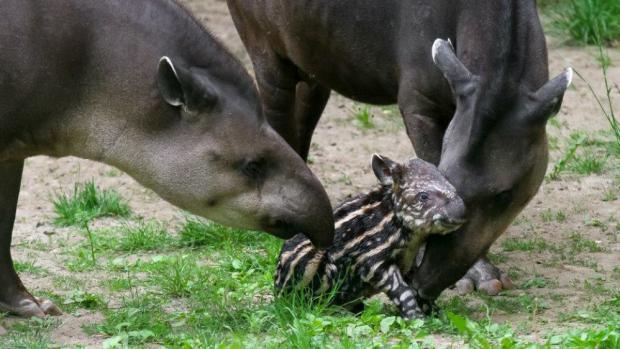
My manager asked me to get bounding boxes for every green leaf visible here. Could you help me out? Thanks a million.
[380,316,396,334]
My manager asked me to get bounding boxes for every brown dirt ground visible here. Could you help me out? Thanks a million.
[2,0,619,347]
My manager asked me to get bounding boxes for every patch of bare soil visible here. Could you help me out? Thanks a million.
[4,0,618,346]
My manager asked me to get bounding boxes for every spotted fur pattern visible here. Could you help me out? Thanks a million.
[275,158,465,319]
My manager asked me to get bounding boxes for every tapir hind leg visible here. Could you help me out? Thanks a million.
[455,257,515,296]
[0,160,62,317]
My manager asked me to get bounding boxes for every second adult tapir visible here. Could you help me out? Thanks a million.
[226,0,573,306]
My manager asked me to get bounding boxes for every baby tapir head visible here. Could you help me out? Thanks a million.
[372,154,466,235]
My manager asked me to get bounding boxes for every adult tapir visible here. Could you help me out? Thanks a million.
[0,0,336,317]
[227,0,572,310]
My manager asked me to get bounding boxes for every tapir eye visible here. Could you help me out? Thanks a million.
[416,192,430,202]
[495,190,513,207]
[238,159,265,182]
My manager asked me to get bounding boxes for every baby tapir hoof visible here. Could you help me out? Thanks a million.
[400,295,437,319]
[402,308,424,320]
[455,258,515,296]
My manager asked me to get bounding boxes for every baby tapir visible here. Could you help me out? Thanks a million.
[275,155,466,318]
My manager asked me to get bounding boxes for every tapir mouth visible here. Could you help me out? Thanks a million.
[432,218,466,234]
[260,218,299,239]
[261,217,334,247]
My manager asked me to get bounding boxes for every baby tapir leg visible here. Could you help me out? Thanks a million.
[369,264,423,319]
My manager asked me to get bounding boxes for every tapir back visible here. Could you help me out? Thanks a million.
[0,0,254,155]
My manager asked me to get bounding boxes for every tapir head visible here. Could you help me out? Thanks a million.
[149,57,334,247]
[432,39,571,241]
[411,39,571,299]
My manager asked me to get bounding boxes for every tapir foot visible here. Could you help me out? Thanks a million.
[454,258,514,296]
[0,293,62,317]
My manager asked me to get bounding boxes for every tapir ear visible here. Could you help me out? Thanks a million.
[527,68,573,123]
[372,154,400,186]
[157,56,187,107]
[432,38,479,97]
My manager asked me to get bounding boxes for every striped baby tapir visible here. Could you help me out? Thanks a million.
[275,154,466,318]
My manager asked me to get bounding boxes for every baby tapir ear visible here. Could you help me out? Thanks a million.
[372,154,400,186]
[158,56,186,107]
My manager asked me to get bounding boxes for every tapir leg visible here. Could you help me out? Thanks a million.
[402,113,446,166]
[294,81,331,161]
[0,160,61,317]
[253,51,301,153]
[397,88,449,166]
[455,257,515,296]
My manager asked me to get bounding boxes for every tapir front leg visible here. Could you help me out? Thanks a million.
[455,257,515,296]
[372,265,427,319]
[252,49,301,153]
[0,160,61,317]
[397,84,450,166]
[294,81,331,161]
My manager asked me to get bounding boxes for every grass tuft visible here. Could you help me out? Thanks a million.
[354,105,375,129]
[548,133,587,180]
[52,181,131,227]
[549,0,620,46]
[0,318,59,349]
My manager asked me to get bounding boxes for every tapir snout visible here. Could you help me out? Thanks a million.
[241,128,335,247]
[258,179,334,247]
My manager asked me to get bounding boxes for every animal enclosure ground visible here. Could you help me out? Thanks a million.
[1,0,618,348]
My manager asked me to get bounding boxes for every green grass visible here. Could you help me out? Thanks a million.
[61,290,106,311]
[540,209,567,223]
[547,133,587,180]
[574,45,620,146]
[567,232,603,253]
[52,181,131,227]
[603,188,618,201]
[548,0,620,46]
[13,260,48,277]
[92,296,170,347]
[8,211,619,348]
[99,220,175,252]
[520,276,556,290]
[570,152,607,174]
[0,318,59,349]
[354,105,375,129]
[12,183,619,347]
[150,255,202,297]
[501,237,553,252]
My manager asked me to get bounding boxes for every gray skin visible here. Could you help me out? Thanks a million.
[0,0,335,317]
[226,0,572,304]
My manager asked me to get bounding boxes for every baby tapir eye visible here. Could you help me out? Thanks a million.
[416,192,430,202]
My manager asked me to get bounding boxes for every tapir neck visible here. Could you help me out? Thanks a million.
[0,0,257,171]
[456,0,548,92]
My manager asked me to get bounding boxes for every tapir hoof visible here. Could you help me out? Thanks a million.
[0,297,62,318]
[455,258,515,296]
[455,278,475,295]
[37,298,63,316]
